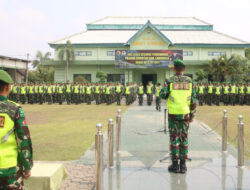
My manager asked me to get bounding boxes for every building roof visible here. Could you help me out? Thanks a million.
[0,55,30,63]
[87,16,211,26]
[50,29,248,46]
[50,16,249,47]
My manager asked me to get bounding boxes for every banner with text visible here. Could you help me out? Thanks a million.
[115,50,183,69]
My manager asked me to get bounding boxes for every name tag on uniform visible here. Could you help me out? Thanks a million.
[0,116,5,128]
[172,83,190,90]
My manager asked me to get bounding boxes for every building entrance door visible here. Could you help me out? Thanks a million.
[142,74,157,87]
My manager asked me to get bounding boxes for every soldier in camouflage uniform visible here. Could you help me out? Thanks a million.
[160,60,196,174]
[0,70,33,190]
[155,83,162,111]
[115,82,123,105]
[137,83,144,106]
[146,81,153,106]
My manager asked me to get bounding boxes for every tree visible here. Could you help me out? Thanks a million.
[96,71,107,82]
[56,40,75,82]
[204,54,248,82]
[32,51,51,68]
[28,65,54,83]
[245,48,250,60]
[195,69,207,82]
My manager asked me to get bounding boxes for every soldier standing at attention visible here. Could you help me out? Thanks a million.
[223,83,229,105]
[207,82,213,106]
[229,82,236,106]
[137,83,144,106]
[86,83,92,105]
[115,82,123,105]
[238,83,245,105]
[155,83,162,111]
[0,70,33,190]
[65,81,72,105]
[57,83,64,105]
[146,81,153,106]
[160,60,196,174]
[20,83,27,104]
[125,83,131,105]
[198,82,204,106]
[214,82,221,106]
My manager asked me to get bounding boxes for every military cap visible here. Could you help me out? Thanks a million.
[0,70,13,84]
[174,59,185,67]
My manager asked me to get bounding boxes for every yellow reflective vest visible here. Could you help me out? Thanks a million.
[116,86,121,93]
[147,85,152,94]
[0,101,18,169]
[138,86,144,94]
[167,83,192,114]
[208,85,213,94]
[125,86,130,95]
[156,87,161,97]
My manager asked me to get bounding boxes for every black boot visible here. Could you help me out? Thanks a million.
[180,160,187,174]
[168,161,180,173]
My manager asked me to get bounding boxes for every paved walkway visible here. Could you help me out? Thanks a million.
[62,100,250,190]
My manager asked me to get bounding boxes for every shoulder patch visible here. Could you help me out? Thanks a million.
[0,116,5,128]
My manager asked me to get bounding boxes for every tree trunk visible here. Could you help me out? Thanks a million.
[66,60,69,82]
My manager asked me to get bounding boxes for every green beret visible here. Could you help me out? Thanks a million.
[174,59,185,67]
[0,70,13,84]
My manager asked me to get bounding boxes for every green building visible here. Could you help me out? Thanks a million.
[45,16,250,85]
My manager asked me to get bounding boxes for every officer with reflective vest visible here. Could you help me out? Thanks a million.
[57,83,64,105]
[73,83,80,105]
[137,83,144,106]
[20,83,27,104]
[0,70,33,190]
[229,82,236,105]
[238,83,245,105]
[94,83,101,105]
[198,82,205,106]
[214,82,221,106]
[46,83,53,105]
[65,81,72,105]
[155,83,162,111]
[115,82,123,105]
[125,83,131,105]
[86,83,92,105]
[222,83,230,105]
[160,59,196,174]
[146,81,153,106]
[207,82,213,105]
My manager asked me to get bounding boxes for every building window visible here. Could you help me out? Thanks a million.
[74,51,92,56]
[73,74,91,82]
[183,51,193,56]
[107,51,115,56]
[208,52,226,56]
[107,74,125,84]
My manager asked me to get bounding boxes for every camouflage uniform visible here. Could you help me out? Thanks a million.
[0,96,33,190]
[162,74,196,162]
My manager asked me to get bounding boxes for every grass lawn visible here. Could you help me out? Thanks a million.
[22,103,129,161]
[196,105,250,157]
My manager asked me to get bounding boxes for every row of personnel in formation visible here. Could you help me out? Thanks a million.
[8,81,250,106]
[195,82,250,106]
[8,82,163,108]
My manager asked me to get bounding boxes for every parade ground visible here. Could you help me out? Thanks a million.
[22,103,250,161]
[22,103,129,161]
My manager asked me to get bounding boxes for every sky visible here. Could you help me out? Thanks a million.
[0,0,249,61]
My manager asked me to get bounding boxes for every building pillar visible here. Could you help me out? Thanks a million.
[129,70,133,82]
[125,70,129,84]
